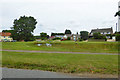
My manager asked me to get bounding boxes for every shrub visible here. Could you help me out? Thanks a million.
[79,38,83,41]
[52,37,61,40]
[115,34,120,41]
[106,34,112,39]
[93,32,107,41]
[67,37,71,40]
[93,32,101,39]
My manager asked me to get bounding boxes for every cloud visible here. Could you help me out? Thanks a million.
[0,0,118,35]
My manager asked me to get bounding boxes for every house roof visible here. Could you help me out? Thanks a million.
[51,33,64,36]
[0,32,11,36]
[90,27,113,33]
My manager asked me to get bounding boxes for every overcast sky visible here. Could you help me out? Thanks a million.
[0,0,119,35]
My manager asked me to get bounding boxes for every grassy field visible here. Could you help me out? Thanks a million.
[2,41,119,53]
[2,51,118,75]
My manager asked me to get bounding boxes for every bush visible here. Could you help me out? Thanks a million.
[102,36,107,41]
[115,34,120,41]
[93,32,107,41]
[79,38,83,41]
[52,37,61,40]
[67,37,71,40]
[41,37,47,40]
[106,34,112,39]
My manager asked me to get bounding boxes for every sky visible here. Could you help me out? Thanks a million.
[0,0,119,36]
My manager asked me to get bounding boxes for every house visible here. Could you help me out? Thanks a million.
[0,32,13,42]
[49,36,55,39]
[90,27,113,39]
[50,33,64,39]
[63,34,71,39]
[71,34,80,41]
[55,34,64,38]
[90,27,113,35]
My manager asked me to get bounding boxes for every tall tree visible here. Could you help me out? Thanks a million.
[80,31,89,40]
[65,29,72,34]
[11,16,37,41]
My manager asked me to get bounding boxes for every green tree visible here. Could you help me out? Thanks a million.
[40,32,48,40]
[80,31,89,40]
[11,15,37,41]
[65,29,72,34]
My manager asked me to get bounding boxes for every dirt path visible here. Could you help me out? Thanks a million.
[1,50,118,55]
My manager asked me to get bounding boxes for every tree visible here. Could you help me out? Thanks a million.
[80,31,89,40]
[11,16,37,41]
[40,32,48,40]
[65,29,72,34]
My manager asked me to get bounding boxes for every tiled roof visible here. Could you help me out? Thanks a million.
[0,32,11,36]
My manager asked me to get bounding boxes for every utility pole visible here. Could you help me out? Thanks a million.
[116,23,117,32]
[118,1,120,32]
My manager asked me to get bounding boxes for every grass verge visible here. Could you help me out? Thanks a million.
[2,41,119,53]
[2,51,118,75]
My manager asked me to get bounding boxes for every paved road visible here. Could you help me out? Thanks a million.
[2,68,80,78]
[2,50,118,55]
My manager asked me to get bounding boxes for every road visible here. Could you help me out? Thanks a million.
[2,68,80,78]
[1,50,118,55]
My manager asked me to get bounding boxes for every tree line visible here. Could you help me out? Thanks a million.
[2,14,120,41]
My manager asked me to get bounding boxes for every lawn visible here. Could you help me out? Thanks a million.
[2,51,118,75]
[2,41,119,53]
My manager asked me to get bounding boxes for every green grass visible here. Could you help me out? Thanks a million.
[2,41,119,53]
[2,51,118,75]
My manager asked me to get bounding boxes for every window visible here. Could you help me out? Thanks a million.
[107,32,110,34]
[106,36,110,38]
